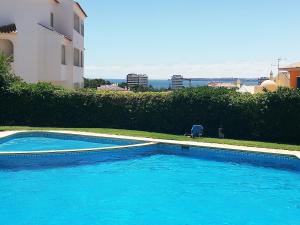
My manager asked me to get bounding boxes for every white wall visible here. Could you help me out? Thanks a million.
[55,0,74,38]
[37,25,63,82]
[0,0,86,88]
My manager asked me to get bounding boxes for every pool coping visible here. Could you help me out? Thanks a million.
[0,130,299,159]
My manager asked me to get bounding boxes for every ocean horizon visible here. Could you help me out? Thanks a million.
[106,78,259,89]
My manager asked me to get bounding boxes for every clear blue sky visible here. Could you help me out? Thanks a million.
[78,0,300,79]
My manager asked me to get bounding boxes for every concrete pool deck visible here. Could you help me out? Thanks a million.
[0,130,299,159]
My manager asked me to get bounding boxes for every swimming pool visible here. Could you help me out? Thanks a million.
[0,132,143,152]
[0,132,300,225]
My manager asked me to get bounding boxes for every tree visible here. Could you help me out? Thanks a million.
[0,53,21,89]
[118,82,127,89]
[83,78,111,89]
[129,85,169,92]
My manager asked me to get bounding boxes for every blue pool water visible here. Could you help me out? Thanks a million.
[0,153,300,225]
[0,133,140,152]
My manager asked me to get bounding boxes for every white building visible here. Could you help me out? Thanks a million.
[274,72,290,88]
[171,75,183,89]
[238,71,290,94]
[126,73,148,88]
[0,0,87,89]
[97,84,128,92]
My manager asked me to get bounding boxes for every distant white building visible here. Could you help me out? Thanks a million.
[126,73,148,88]
[171,75,183,89]
[258,77,269,85]
[0,0,87,89]
[237,85,255,94]
[274,72,290,88]
[238,71,290,94]
[97,84,128,92]
[208,79,241,90]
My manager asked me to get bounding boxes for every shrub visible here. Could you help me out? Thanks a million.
[84,78,111,89]
[1,84,300,143]
[1,55,300,144]
[0,54,21,89]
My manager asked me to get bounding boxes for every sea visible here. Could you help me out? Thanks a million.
[107,78,259,89]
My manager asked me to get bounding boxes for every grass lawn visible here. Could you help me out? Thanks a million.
[0,126,299,151]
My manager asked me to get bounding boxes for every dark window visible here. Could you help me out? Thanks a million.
[297,77,300,89]
[74,14,80,33]
[81,22,84,36]
[61,45,66,65]
[74,48,80,66]
[50,13,54,28]
[80,51,84,67]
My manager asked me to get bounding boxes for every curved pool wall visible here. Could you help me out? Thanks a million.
[0,145,157,170]
[0,131,299,171]
[0,131,155,169]
[0,132,144,152]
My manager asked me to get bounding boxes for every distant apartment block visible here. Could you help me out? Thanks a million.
[171,75,184,89]
[126,73,148,88]
[0,0,87,89]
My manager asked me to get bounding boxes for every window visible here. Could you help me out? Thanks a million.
[80,22,84,36]
[61,45,66,65]
[74,48,80,66]
[50,13,54,28]
[80,51,84,67]
[74,13,84,36]
[74,14,80,33]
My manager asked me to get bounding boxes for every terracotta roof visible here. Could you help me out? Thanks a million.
[0,24,17,33]
[75,2,87,17]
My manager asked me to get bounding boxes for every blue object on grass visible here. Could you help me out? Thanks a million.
[191,125,204,137]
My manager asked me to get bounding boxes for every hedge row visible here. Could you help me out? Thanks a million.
[1,82,300,144]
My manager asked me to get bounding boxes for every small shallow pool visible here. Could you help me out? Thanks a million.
[0,132,141,152]
[0,132,300,225]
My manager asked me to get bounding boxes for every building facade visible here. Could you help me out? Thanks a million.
[0,0,87,89]
[126,73,148,88]
[171,75,183,89]
[280,62,300,89]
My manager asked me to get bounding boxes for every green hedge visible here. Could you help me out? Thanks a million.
[1,81,300,144]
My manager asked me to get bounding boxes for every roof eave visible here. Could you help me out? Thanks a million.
[279,67,300,71]
[75,2,88,18]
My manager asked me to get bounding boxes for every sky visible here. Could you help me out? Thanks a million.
[77,0,300,79]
